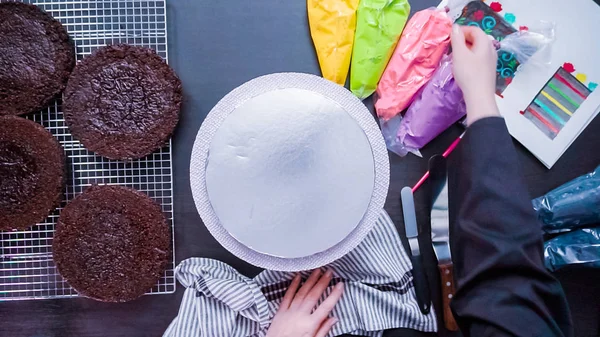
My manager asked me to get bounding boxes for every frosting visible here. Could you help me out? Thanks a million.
[375,8,452,120]
[396,54,466,156]
[350,0,410,99]
[307,0,360,85]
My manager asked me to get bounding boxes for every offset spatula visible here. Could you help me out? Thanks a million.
[429,155,459,331]
[401,187,431,315]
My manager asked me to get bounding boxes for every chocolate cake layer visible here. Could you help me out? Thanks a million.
[63,44,182,160]
[0,116,65,231]
[0,2,75,116]
[52,185,170,302]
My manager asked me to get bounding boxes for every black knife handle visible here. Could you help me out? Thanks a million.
[411,254,431,315]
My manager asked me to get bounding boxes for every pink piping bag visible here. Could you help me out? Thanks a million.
[374,0,473,121]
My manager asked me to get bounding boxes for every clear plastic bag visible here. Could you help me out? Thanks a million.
[379,113,408,157]
[498,21,555,66]
[533,165,600,234]
[544,227,600,272]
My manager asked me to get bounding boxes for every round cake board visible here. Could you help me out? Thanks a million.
[190,72,390,271]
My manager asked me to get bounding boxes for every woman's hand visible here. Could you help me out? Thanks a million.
[265,269,344,337]
[451,25,501,125]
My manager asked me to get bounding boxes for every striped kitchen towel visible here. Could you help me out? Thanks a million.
[163,210,437,337]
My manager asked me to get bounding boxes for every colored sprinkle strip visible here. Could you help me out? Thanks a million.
[534,99,566,126]
[527,107,559,134]
[554,73,588,99]
[548,82,580,108]
[540,91,573,116]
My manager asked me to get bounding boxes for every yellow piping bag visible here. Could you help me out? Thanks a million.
[350,0,411,99]
[308,0,360,85]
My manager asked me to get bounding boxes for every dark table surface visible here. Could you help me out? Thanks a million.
[2,1,600,336]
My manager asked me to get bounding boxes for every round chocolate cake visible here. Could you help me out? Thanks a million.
[63,44,182,160]
[0,116,65,231]
[0,2,75,116]
[52,185,170,302]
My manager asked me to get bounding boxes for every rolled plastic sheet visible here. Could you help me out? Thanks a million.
[307,0,360,85]
[350,0,410,99]
[375,7,453,120]
[544,227,600,272]
[533,165,600,234]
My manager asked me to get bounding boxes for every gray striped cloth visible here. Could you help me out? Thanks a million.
[164,211,437,337]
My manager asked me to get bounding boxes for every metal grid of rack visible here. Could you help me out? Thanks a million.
[0,0,176,300]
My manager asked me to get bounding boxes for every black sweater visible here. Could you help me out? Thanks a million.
[448,117,573,337]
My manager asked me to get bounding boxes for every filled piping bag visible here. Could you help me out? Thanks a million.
[350,0,410,99]
[383,54,465,157]
[382,27,554,157]
[307,0,360,85]
[533,165,600,234]
[375,4,464,120]
[544,227,600,272]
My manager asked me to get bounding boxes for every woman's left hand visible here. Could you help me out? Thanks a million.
[265,269,344,337]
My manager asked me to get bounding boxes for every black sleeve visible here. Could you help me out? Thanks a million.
[447,117,573,337]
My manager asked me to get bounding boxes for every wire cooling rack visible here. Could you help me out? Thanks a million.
[0,0,176,301]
